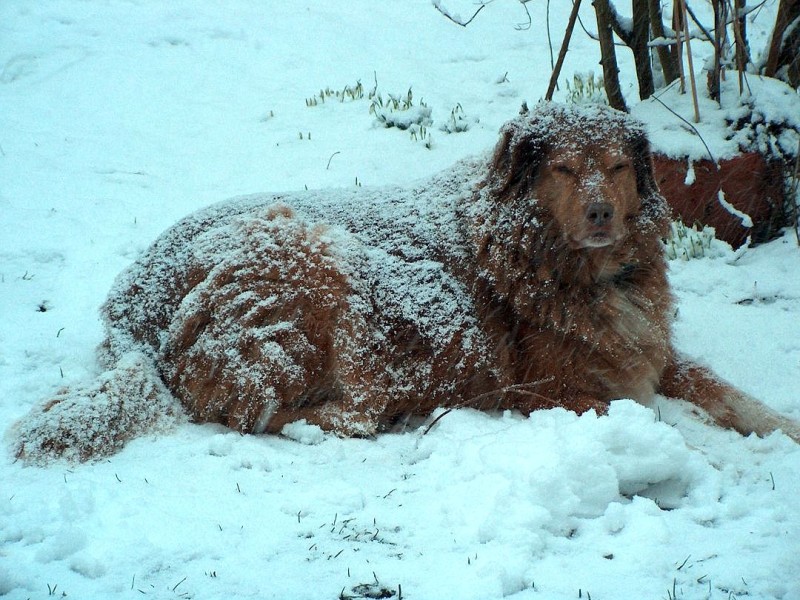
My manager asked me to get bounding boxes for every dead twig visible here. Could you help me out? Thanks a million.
[433,1,492,27]
[326,151,341,170]
[422,378,556,435]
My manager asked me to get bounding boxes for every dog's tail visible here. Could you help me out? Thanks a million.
[660,357,800,443]
[10,352,184,464]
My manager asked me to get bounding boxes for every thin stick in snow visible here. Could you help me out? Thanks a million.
[545,0,582,101]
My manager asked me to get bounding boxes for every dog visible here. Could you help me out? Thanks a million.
[13,102,799,462]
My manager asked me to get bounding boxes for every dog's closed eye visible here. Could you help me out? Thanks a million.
[553,164,575,176]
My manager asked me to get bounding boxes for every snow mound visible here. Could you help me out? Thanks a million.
[282,419,326,445]
[632,75,800,162]
[413,401,701,548]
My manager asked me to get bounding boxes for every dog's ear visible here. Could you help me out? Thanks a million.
[489,120,547,201]
[627,129,659,199]
[625,126,671,230]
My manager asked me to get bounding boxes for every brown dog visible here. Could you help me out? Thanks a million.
[14,103,799,462]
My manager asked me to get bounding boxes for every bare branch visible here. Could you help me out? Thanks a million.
[575,5,628,46]
[684,1,716,44]
[546,0,583,101]
[432,0,492,27]
[576,8,600,41]
[607,1,634,45]
[515,0,533,31]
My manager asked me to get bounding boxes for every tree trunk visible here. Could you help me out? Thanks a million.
[606,1,654,100]
[631,0,655,99]
[593,0,628,111]
[764,0,800,84]
[734,0,750,70]
[648,0,680,85]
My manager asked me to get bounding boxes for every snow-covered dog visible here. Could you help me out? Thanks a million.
[13,103,799,462]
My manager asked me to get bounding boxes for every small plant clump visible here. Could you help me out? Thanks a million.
[662,220,721,260]
[370,88,432,129]
[306,80,369,107]
[439,103,472,133]
[369,88,434,147]
[565,72,607,105]
[305,75,470,148]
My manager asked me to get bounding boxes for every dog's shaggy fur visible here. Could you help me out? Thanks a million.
[13,103,799,462]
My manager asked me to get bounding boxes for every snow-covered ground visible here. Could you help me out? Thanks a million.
[1,2,799,599]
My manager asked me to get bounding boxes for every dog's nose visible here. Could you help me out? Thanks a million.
[586,202,614,227]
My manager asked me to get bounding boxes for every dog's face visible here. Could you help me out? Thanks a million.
[532,138,641,249]
[486,103,665,254]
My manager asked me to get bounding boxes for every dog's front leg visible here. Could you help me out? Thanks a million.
[659,354,800,442]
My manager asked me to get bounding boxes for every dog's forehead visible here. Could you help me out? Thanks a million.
[503,103,644,152]
[545,139,628,164]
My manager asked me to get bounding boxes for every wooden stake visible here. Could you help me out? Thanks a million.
[679,0,701,122]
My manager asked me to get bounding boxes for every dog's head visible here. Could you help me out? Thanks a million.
[486,102,668,250]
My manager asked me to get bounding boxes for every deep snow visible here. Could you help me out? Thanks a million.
[1,1,799,599]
